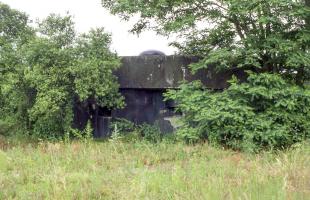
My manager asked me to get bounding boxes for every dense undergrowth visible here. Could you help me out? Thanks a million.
[165,73,310,152]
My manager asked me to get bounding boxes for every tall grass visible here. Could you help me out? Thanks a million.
[0,136,309,200]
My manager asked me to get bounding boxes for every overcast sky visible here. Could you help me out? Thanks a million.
[2,0,177,56]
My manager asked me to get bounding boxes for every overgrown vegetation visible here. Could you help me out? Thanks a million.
[1,1,310,197]
[0,136,309,199]
[166,73,310,151]
[111,118,163,143]
[1,1,310,152]
[103,0,310,151]
[0,3,123,139]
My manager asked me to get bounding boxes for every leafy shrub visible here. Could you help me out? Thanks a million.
[165,73,310,152]
[110,118,163,143]
[138,123,162,143]
[62,120,94,143]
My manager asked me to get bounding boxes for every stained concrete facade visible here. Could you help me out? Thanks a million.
[74,55,246,137]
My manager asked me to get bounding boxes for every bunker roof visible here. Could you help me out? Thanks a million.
[116,55,245,89]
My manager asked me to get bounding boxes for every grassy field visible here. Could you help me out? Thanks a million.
[0,136,309,200]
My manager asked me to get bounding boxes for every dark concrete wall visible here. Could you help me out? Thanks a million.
[113,89,166,124]
[74,55,246,137]
[112,89,175,133]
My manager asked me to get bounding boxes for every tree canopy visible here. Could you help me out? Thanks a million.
[0,3,123,138]
[103,0,310,84]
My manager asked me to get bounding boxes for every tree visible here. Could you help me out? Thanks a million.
[103,0,310,150]
[0,4,123,138]
[103,0,309,84]
[23,14,77,137]
[0,3,34,134]
[23,14,123,138]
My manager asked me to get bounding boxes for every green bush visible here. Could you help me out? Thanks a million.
[165,73,310,152]
[67,120,93,143]
[138,123,162,143]
[110,118,163,143]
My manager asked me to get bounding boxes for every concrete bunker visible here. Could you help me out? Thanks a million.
[73,55,246,137]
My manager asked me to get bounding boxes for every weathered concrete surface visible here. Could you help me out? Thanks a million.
[112,89,176,133]
[115,56,246,89]
[74,55,247,137]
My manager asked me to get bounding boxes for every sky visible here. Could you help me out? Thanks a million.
[2,0,177,56]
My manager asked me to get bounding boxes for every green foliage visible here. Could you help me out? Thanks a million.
[68,120,93,143]
[73,28,123,108]
[37,13,76,47]
[166,73,310,151]
[0,2,35,134]
[104,0,310,151]
[110,118,163,143]
[22,14,123,138]
[0,2,33,43]
[110,123,123,142]
[103,0,310,83]
[138,123,162,143]
[23,16,123,138]
[0,3,123,139]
